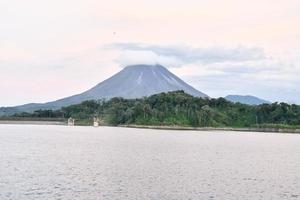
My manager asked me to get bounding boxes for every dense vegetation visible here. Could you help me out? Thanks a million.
[8,91,300,128]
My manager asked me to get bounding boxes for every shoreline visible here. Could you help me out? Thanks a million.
[0,120,66,125]
[119,124,300,134]
[1,120,300,134]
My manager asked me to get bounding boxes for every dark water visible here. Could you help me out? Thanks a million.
[0,125,299,200]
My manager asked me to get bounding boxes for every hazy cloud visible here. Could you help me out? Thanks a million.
[111,43,266,67]
[107,42,300,103]
[1,0,300,105]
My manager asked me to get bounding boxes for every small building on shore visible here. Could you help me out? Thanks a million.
[93,117,99,127]
[68,117,75,126]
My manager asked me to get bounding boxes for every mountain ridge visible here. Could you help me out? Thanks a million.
[225,94,271,105]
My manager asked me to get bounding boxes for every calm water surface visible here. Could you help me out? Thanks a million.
[0,125,300,200]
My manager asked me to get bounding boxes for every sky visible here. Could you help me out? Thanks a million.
[0,0,300,106]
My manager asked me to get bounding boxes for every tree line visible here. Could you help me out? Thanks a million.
[11,91,300,128]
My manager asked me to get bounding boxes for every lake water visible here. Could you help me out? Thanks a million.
[0,125,300,200]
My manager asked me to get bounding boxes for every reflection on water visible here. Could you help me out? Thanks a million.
[0,125,300,200]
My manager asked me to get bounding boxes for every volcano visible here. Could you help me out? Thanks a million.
[1,64,209,113]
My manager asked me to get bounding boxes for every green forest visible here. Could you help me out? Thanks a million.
[10,91,300,128]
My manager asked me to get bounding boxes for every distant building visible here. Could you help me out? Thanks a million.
[93,117,99,127]
[68,117,75,126]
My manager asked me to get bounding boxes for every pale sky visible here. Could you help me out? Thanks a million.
[1,0,300,106]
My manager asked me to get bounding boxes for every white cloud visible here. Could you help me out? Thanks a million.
[108,43,300,103]
[112,43,266,66]
[114,50,183,67]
